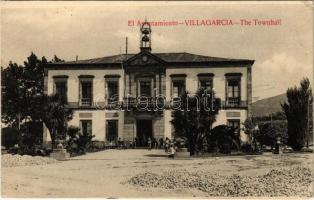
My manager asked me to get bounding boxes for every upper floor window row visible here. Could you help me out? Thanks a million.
[53,75,121,107]
[52,73,242,106]
[170,73,215,98]
[169,73,243,107]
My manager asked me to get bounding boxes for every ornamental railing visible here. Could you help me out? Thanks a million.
[80,98,92,107]
[222,98,248,109]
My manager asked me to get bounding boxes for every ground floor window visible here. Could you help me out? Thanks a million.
[106,120,118,142]
[80,120,92,135]
[227,119,240,135]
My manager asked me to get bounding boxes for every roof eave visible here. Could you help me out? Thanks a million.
[45,59,255,68]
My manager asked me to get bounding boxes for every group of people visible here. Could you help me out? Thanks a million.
[116,137,177,157]
[147,137,176,157]
[146,137,166,150]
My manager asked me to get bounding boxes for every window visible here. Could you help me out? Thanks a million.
[80,80,93,106]
[55,81,67,102]
[198,74,214,91]
[107,81,119,102]
[227,119,240,135]
[171,75,186,99]
[171,80,185,98]
[140,81,151,97]
[172,81,185,98]
[200,80,212,90]
[225,74,241,106]
[53,76,68,102]
[106,120,118,142]
[80,120,92,135]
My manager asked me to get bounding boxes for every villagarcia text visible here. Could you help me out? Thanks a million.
[128,19,282,26]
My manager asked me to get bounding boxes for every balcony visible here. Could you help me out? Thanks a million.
[222,98,247,109]
[80,98,92,107]
[122,96,166,108]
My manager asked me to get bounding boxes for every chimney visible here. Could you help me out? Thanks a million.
[76,55,78,62]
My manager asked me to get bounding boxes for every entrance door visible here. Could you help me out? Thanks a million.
[106,120,118,142]
[136,120,152,147]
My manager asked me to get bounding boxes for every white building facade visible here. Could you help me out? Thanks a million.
[44,22,254,146]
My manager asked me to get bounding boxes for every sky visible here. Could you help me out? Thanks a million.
[1,1,313,101]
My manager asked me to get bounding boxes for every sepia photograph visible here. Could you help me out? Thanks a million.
[1,1,313,198]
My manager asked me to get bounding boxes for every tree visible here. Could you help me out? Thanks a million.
[1,53,66,154]
[1,127,21,148]
[258,121,287,149]
[52,55,64,63]
[242,118,256,145]
[1,62,27,127]
[281,78,312,151]
[41,94,73,150]
[171,88,221,155]
[210,125,239,154]
[2,53,64,127]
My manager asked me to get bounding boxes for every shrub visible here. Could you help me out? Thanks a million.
[240,143,253,154]
[90,141,106,152]
[1,127,20,148]
[66,126,95,155]
[4,122,43,155]
[257,121,287,149]
[18,122,43,154]
[242,118,256,144]
[76,133,94,153]
[210,125,239,154]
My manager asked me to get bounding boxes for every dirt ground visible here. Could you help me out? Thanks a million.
[1,149,313,198]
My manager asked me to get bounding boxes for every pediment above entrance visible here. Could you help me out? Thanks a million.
[125,51,165,67]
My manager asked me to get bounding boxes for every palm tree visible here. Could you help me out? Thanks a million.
[41,94,73,150]
[171,88,221,155]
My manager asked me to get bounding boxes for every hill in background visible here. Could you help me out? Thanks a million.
[252,93,287,117]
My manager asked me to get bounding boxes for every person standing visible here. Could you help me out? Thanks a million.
[154,138,159,149]
[118,137,122,150]
[165,137,170,153]
[152,137,158,149]
[168,144,176,158]
[147,137,152,151]
[159,138,164,149]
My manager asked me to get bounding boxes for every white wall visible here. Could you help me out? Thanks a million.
[68,110,124,141]
[165,66,249,143]
[47,69,124,102]
[165,66,248,102]
[46,66,249,143]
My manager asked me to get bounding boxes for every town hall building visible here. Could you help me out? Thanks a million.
[43,22,254,146]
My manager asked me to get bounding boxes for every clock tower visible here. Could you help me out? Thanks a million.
[140,20,151,52]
